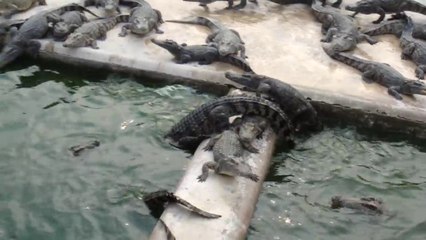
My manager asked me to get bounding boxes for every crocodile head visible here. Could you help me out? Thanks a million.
[400,80,426,96]
[130,18,152,35]
[0,41,25,69]
[63,33,88,48]
[237,116,268,142]
[327,34,357,53]
[345,0,376,14]
[104,0,119,16]
[224,72,260,90]
[330,196,343,209]
[217,40,241,57]
[53,22,71,40]
[151,39,181,53]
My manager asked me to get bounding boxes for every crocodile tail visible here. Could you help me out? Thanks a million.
[166,16,221,32]
[330,52,371,72]
[171,194,221,219]
[362,20,404,37]
[220,55,255,73]
[403,0,426,15]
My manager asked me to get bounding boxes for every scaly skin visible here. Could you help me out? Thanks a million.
[0,0,46,19]
[225,72,321,132]
[63,14,129,49]
[400,16,426,79]
[346,0,426,24]
[182,0,258,10]
[119,0,164,37]
[0,3,91,69]
[198,116,267,182]
[53,11,89,41]
[166,16,246,58]
[323,49,426,100]
[84,0,120,16]
[331,196,385,215]
[151,38,254,72]
[164,95,294,151]
[0,19,25,49]
[363,19,426,41]
[311,0,377,53]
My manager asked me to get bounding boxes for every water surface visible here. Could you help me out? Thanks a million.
[0,65,425,240]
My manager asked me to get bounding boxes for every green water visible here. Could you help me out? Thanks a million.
[0,64,425,240]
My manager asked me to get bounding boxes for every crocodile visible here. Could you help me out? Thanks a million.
[52,11,94,41]
[118,0,164,37]
[197,116,267,182]
[323,48,426,100]
[269,0,341,7]
[399,16,426,79]
[331,196,385,215]
[151,38,254,72]
[143,190,221,240]
[362,18,426,41]
[311,0,377,53]
[166,16,246,58]
[63,14,130,49]
[345,0,426,24]
[0,0,46,19]
[0,3,93,69]
[84,0,120,17]
[225,72,321,133]
[0,18,25,49]
[182,0,258,10]
[164,95,294,151]
[69,140,100,156]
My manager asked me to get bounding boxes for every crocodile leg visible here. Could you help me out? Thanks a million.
[90,39,99,49]
[321,28,338,42]
[119,24,131,37]
[240,141,259,153]
[401,43,415,60]
[204,134,222,151]
[197,161,217,182]
[239,44,247,59]
[206,32,219,43]
[331,0,342,8]
[236,170,259,182]
[361,70,375,83]
[415,65,426,80]
[225,0,234,9]
[26,40,42,58]
[358,34,378,45]
[387,87,403,100]
[154,9,165,24]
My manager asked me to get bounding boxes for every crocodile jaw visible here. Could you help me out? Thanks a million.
[63,33,89,48]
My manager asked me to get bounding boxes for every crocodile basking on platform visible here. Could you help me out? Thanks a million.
[151,39,253,73]
[84,0,120,16]
[182,0,258,10]
[166,16,246,58]
[0,19,25,49]
[0,0,46,19]
[324,48,426,100]
[311,0,377,53]
[362,18,426,41]
[63,14,129,49]
[346,0,426,24]
[165,95,294,151]
[399,16,426,79]
[118,0,164,37]
[53,9,100,41]
[225,72,321,133]
[0,3,96,69]
[198,116,267,182]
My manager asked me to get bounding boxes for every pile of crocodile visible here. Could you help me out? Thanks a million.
[2,0,426,238]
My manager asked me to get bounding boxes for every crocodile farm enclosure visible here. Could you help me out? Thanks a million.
[1,0,426,239]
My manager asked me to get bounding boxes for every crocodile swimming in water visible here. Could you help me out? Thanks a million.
[399,16,426,79]
[84,0,120,16]
[0,3,95,69]
[182,0,258,10]
[225,72,321,133]
[331,196,385,215]
[166,16,246,58]
[323,48,426,100]
[165,95,294,151]
[346,0,426,24]
[53,9,101,41]
[151,38,253,72]
[362,18,426,41]
[0,0,46,19]
[198,116,267,182]
[118,0,164,37]
[311,0,377,53]
[63,14,129,49]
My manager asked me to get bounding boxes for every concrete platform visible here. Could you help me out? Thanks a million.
[3,1,426,239]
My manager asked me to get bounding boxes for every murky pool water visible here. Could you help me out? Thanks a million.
[0,64,425,240]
